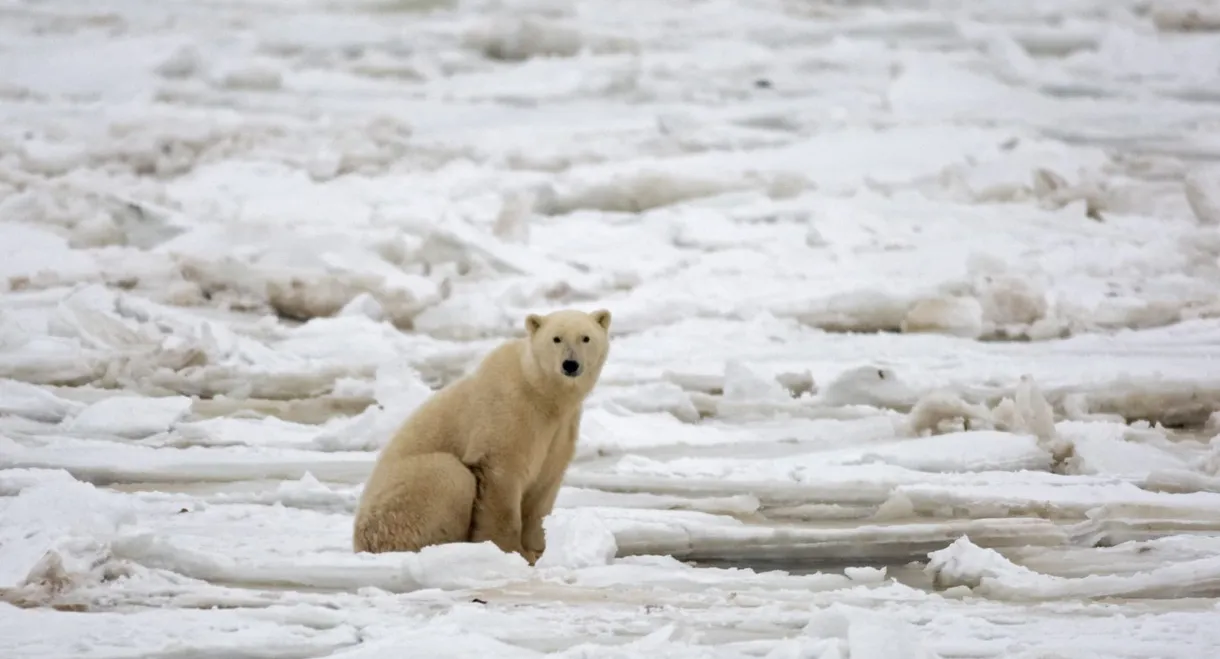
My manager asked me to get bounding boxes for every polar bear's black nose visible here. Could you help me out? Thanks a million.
[562,360,582,377]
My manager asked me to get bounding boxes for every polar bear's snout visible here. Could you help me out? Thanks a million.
[562,359,583,377]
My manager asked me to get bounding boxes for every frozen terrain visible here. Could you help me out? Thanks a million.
[3,0,1220,656]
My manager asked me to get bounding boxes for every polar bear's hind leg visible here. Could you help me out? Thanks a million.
[352,452,477,553]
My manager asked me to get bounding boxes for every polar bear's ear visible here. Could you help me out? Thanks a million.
[590,309,612,331]
[525,314,545,336]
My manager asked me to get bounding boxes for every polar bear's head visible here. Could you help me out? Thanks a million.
[524,308,612,391]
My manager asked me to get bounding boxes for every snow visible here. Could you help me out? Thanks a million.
[2,0,1220,656]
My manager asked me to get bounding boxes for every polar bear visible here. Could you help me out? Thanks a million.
[352,308,612,564]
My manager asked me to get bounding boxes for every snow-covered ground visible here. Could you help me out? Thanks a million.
[3,0,1220,656]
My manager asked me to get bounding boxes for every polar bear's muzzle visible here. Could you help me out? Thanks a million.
[561,359,583,377]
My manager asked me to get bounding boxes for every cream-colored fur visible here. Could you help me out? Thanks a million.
[352,308,612,564]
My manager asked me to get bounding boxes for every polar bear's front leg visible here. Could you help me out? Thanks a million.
[469,463,526,557]
[520,475,561,565]
[520,414,581,565]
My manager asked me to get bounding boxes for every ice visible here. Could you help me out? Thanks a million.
[4,0,1220,656]
[927,535,1220,600]
[0,468,78,497]
[1062,421,1195,478]
[0,605,362,659]
[535,509,619,570]
[0,380,83,423]
[900,295,986,339]
[1150,1,1220,32]
[326,625,538,659]
[1184,166,1220,226]
[0,224,100,289]
[64,395,193,439]
[0,480,137,588]
[804,604,941,659]
[313,357,435,451]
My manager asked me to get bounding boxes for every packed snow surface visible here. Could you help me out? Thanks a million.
[3,0,1220,656]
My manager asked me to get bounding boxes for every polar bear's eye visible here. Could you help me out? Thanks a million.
[581,335,590,343]
[552,336,561,343]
